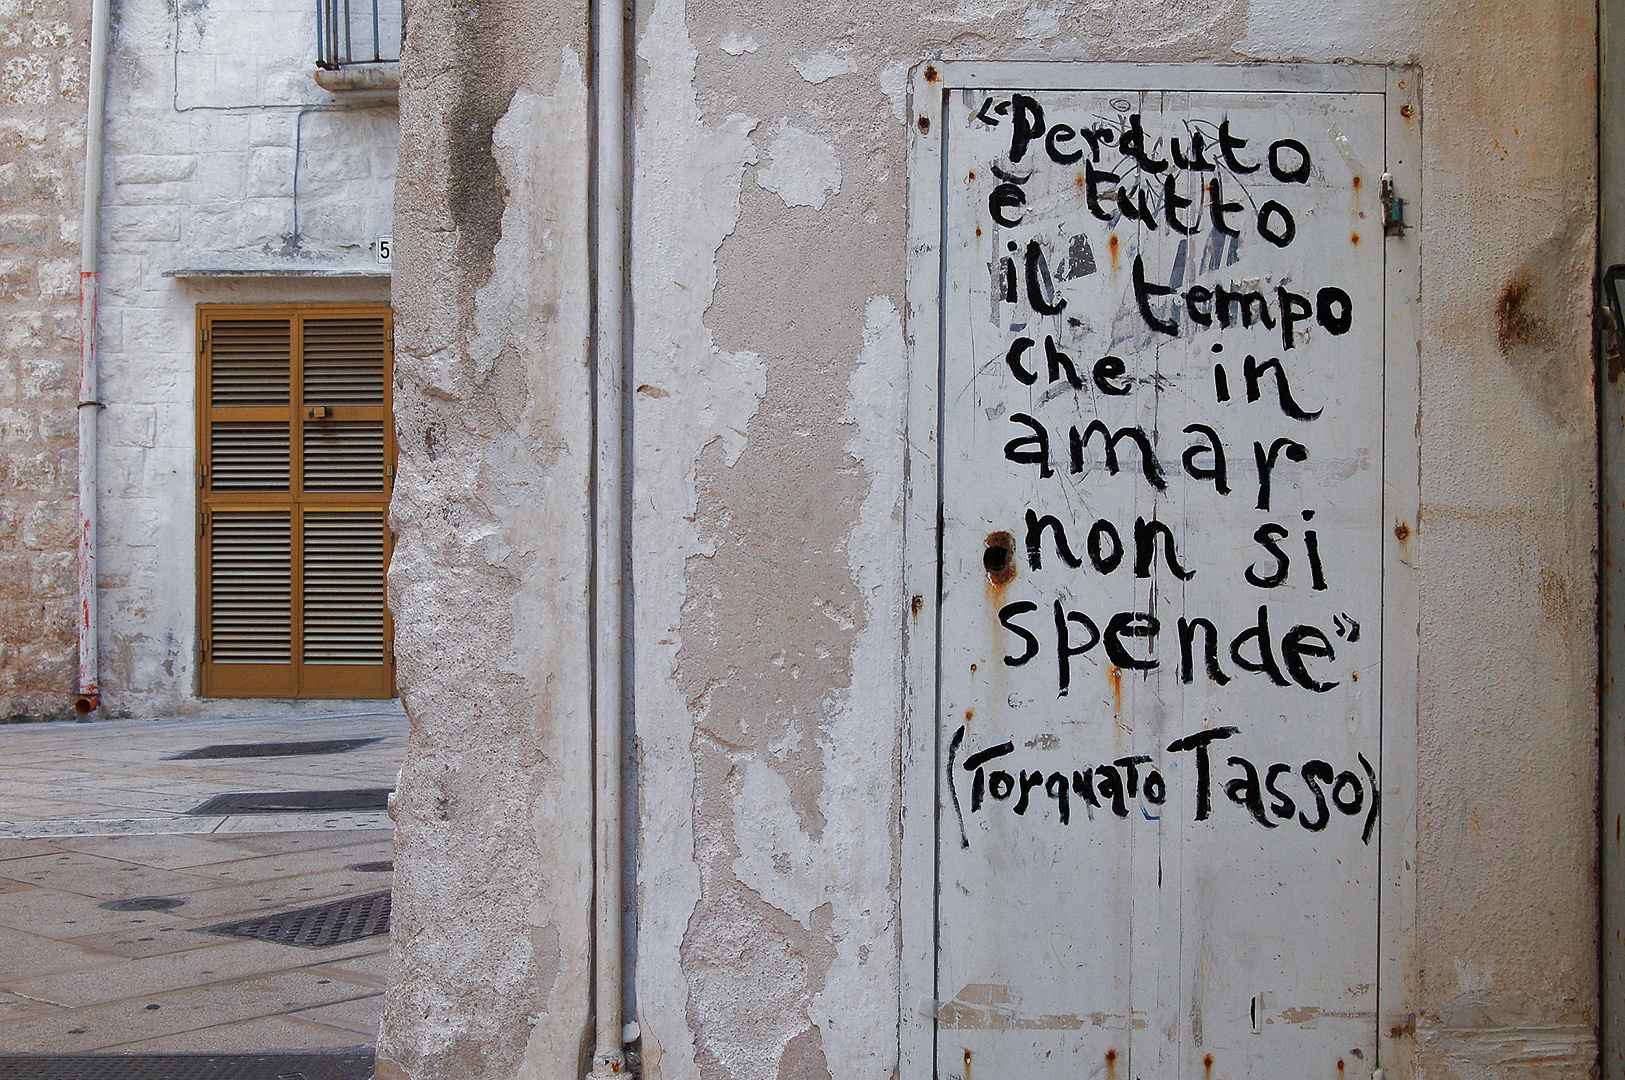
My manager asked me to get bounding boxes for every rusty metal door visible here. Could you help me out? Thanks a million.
[902,64,1419,1080]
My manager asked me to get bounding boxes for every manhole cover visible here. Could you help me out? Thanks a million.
[0,1051,373,1079]
[167,738,382,760]
[99,896,186,912]
[199,890,391,948]
[348,861,393,873]
[188,789,392,815]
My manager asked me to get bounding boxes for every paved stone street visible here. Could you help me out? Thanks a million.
[0,708,404,1053]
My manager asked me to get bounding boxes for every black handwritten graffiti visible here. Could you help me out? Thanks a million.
[978,97,1312,247]
[948,726,1381,844]
[997,599,1342,694]
[958,97,1383,876]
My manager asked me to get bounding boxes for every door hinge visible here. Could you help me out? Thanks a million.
[199,512,208,537]
[1380,173,1407,236]
[198,464,208,489]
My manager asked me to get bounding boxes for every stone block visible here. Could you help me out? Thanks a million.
[20,350,72,392]
[299,145,374,183]
[0,260,31,297]
[107,497,162,548]
[107,206,179,243]
[1,53,54,107]
[0,503,21,543]
[184,199,288,251]
[56,52,84,102]
[370,146,398,180]
[0,213,47,244]
[104,404,157,448]
[246,146,295,199]
[46,308,75,344]
[21,499,72,550]
[40,411,74,440]
[113,155,196,184]
[33,550,73,597]
[34,257,72,298]
[116,180,189,206]
[4,309,45,348]
[11,451,55,490]
[0,406,36,441]
[104,445,147,497]
[191,150,247,199]
[249,111,295,147]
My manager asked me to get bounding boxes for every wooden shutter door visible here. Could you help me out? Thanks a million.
[199,305,395,699]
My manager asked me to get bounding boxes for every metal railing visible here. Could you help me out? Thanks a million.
[316,0,403,69]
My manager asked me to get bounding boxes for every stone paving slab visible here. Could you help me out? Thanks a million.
[0,708,404,1053]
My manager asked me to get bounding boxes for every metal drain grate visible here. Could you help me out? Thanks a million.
[0,1051,373,1080]
[167,738,382,760]
[188,789,392,815]
[99,896,185,912]
[199,890,391,948]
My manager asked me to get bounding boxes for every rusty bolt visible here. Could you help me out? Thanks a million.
[984,531,1017,586]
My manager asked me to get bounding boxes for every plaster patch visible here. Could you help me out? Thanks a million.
[793,53,857,84]
[1015,7,1061,40]
[718,32,757,55]
[630,0,768,1078]
[879,61,909,123]
[755,122,842,211]
[805,295,907,1080]
[1453,958,1495,996]
[1236,0,1424,61]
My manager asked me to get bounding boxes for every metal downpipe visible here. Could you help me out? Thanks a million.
[589,0,631,1070]
[75,0,111,717]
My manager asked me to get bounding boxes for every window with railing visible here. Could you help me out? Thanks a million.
[316,0,403,69]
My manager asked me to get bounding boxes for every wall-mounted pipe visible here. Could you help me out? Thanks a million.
[588,0,631,1070]
[75,0,112,717]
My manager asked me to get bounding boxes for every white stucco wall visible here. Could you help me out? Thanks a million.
[380,1,1598,1079]
[94,0,397,715]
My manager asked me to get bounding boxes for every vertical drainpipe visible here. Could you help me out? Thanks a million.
[75,0,111,717]
[588,0,630,1068]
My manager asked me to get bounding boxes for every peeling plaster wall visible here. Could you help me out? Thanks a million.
[376,1,592,1078]
[384,1,1600,1079]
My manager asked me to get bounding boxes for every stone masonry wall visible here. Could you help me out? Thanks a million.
[0,0,89,722]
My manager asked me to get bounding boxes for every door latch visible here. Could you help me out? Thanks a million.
[1380,173,1407,236]
[306,405,330,420]
[1602,264,1625,361]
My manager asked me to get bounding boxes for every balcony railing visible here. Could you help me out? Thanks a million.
[316,0,403,69]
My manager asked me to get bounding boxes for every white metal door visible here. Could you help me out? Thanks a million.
[904,64,1420,1080]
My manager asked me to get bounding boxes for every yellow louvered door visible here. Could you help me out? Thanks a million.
[199,305,395,699]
